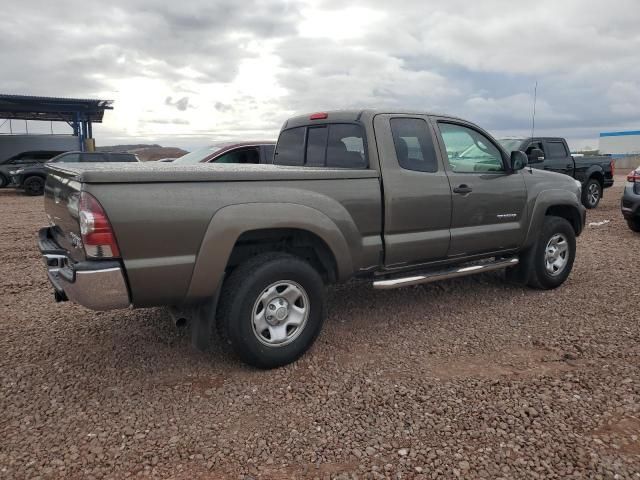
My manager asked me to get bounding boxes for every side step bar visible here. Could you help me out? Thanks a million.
[373,257,519,290]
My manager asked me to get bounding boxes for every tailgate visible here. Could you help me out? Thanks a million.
[44,170,86,262]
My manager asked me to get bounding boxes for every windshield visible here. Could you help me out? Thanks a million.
[171,145,224,164]
[498,139,524,152]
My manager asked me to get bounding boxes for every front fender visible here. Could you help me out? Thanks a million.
[186,202,355,302]
[523,189,584,248]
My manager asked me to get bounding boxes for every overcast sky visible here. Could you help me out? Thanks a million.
[1,0,639,150]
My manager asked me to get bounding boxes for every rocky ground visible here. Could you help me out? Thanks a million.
[0,180,638,479]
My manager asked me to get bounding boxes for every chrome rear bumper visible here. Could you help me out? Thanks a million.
[39,227,131,311]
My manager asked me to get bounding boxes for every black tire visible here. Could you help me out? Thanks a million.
[23,176,45,196]
[0,174,7,188]
[507,216,576,289]
[216,252,326,369]
[524,216,576,289]
[627,218,640,233]
[581,178,602,209]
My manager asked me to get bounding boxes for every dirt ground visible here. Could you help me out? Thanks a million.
[0,180,638,479]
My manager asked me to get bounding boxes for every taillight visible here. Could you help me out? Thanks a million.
[610,160,615,177]
[79,191,120,258]
[627,169,640,183]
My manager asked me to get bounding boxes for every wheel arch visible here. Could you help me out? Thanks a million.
[186,202,355,302]
[586,169,604,187]
[524,190,584,248]
[544,205,583,235]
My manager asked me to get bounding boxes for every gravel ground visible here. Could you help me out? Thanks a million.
[1,180,639,479]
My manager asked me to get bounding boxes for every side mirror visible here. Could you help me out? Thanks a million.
[510,150,528,171]
[527,148,545,163]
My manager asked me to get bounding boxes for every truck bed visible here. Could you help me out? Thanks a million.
[43,162,383,307]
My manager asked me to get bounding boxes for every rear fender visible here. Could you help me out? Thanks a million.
[186,203,355,301]
[584,165,605,184]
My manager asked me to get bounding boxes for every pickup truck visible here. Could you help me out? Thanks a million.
[38,110,586,368]
[498,137,614,209]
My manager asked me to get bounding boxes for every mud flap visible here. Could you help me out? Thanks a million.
[505,247,535,285]
[190,278,224,352]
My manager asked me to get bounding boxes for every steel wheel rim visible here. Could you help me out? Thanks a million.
[251,280,309,347]
[544,233,569,276]
[588,183,599,206]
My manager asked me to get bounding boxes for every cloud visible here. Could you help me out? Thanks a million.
[1,0,639,150]
[165,96,192,111]
[145,118,190,125]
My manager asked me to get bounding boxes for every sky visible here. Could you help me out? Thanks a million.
[1,0,639,151]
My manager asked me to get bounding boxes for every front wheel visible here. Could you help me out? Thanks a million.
[216,253,326,368]
[582,178,602,209]
[508,216,576,289]
[23,176,45,196]
[627,218,640,233]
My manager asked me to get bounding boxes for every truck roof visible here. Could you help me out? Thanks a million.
[282,109,467,129]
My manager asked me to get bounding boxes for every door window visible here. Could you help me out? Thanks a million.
[213,148,260,164]
[546,141,568,158]
[524,142,545,163]
[438,123,504,173]
[80,153,106,162]
[524,142,544,155]
[390,118,438,172]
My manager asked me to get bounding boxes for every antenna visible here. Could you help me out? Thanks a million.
[530,80,538,139]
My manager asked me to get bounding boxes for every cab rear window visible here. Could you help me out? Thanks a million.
[275,127,305,166]
[275,124,367,169]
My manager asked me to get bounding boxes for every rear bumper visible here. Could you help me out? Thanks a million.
[38,227,131,311]
[604,178,614,189]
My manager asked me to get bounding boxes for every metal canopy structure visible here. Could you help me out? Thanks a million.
[0,94,113,151]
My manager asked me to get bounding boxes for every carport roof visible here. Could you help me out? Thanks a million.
[0,94,113,123]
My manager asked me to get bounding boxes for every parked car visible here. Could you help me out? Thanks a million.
[38,110,585,368]
[498,137,614,209]
[0,150,67,187]
[11,151,139,196]
[621,166,640,232]
[171,141,275,165]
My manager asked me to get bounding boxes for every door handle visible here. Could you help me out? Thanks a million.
[453,184,472,194]
[566,164,573,169]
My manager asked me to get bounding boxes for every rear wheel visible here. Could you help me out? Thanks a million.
[627,218,640,233]
[0,174,7,188]
[216,252,326,369]
[582,178,602,209]
[23,176,45,196]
